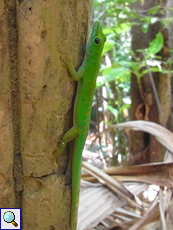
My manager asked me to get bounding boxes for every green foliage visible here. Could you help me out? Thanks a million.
[92,0,172,163]
[137,32,164,59]
[102,40,114,55]
[147,32,164,56]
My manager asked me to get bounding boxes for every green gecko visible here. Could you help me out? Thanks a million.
[53,22,106,230]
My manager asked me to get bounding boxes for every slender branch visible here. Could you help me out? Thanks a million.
[142,51,166,127]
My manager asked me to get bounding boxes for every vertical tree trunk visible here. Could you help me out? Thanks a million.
[0,0,15,208]
[1,0,91,229]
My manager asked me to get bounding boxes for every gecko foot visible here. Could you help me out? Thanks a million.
[52,141,66,157]
[60,55,73,69]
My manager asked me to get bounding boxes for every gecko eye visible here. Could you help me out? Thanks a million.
[94,37,100,44]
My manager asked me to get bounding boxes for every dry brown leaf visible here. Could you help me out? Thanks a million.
[82,162,142,209]
[110,120,173,153]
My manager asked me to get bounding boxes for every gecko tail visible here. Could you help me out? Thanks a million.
[70,157,82,230]
[70,209,78,230]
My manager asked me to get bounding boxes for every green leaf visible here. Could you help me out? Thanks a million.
[147,5,161,15]
[114,23,131,34]
[118,60,138,71]
[102,40,114,54]
[107,105,118,122]
[142,23,149,33]
[147,32,164,57]
[118,104,131,115]
[97,65,130,88]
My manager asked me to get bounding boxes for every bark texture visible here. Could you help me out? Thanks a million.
[0,0,15,208]
[0,0,91,229]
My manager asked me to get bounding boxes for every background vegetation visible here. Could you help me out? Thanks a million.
[87,0,172,167]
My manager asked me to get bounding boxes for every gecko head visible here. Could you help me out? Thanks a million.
[87,21,106,56]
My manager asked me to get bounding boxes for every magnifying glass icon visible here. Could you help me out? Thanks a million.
[3,211,18,227]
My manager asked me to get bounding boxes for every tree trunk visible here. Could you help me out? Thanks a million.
[1,0,91,229]
[0,0,15,208]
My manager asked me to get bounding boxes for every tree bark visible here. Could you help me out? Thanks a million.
[0,0,15,208]
[0,0,92,229]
